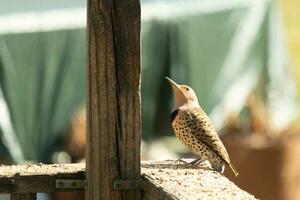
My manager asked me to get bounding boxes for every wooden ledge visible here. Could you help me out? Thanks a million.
[141,159,256,200]
[0,163,85,177]
[0,161,256,199]
[0,164,85,193]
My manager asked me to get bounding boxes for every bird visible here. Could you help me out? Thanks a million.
[166,77,238,177]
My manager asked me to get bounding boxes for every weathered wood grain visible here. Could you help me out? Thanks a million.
[87,0,141,199]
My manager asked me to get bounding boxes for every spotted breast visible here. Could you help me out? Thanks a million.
[171,107,238,176]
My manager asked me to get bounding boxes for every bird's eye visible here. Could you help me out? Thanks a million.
[185,87,189,91]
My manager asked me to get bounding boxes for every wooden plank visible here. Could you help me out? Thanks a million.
[87,0,141,199]
[11,193,36,200]
[0,164,85,193]
[0,163,85,177]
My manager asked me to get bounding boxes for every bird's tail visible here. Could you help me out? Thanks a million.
[229,162,239,177]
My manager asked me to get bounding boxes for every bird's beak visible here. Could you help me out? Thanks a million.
[166,77,180,89]
[165,77,184,96]
[166,77,190,108]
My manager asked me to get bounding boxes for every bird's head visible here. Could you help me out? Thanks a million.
[166,77,200,110]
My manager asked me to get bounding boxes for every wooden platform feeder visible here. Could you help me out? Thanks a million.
[0,161,255,200]
[0,0,256,199]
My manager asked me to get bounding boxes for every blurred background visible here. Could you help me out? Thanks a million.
[0,0,299,199]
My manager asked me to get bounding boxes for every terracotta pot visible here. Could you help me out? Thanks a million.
[222,134,300,200]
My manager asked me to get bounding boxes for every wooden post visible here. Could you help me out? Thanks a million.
[86,0,141,199]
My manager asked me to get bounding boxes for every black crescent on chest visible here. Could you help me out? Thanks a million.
[170,109,179,123]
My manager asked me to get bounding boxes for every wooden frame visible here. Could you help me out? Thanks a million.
[0,161,255,199]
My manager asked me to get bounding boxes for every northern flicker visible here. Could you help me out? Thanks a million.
[166,77,238,176]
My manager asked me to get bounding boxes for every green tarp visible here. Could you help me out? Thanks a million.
[0,30,86,162]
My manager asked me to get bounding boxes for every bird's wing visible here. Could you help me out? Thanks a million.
[186,108,231,164]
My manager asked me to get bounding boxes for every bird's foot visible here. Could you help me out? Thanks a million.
[174,159,189,164]
[189,158,204,166]
[174,158,204,166]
